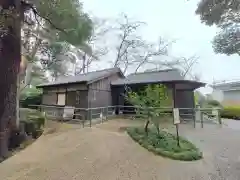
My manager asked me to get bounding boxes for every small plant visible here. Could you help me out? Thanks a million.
[127,127,202,161]
[126,84,170,135]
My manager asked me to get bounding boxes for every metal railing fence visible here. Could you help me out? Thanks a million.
[27,105,222,129]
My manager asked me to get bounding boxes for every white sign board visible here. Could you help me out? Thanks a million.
[195,110,201,121]
[173,108,180,124]
[63,106,75,120]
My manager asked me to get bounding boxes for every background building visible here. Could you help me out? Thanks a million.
[212,80,240,106]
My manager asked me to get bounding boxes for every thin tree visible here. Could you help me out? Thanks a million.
[126,84,169,135]
[111,14,198,75]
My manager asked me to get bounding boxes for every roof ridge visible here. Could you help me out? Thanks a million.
[75,67,119,76]
[129,68,179,76]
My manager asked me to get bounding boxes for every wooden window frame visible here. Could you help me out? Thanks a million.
[57,93,66,106]
[93,90,96,101]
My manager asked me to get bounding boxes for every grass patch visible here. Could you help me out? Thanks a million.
[127,127,203,161]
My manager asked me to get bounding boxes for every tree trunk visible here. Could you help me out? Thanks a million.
[82,53,86,73]
[16,74,20,128]
[0,0,21,158]
[156,124,160,135]
[144,119,150,136]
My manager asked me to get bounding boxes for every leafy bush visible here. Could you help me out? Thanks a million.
[20,87,42,108]
[20,108,45,137]
[127,127,202,161]
[221,106,240,120]
[20,95,42,108]
[206,100,222,107]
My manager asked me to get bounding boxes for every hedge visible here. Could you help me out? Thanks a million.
[221,106,240,120]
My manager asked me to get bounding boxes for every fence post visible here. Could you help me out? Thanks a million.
[193,108,196,128]
[58,107,63,123]
[106,106,108,120]
[101,108,103,123]
[217,108,222,125]
[200,109,203,128]
[89,109,92,127]
[82,114,85,128]
[43,111,47,128]
[90,109,92,127]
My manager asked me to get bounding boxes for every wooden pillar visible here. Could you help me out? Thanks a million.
[172,84,177,108]
[172,83,180,147]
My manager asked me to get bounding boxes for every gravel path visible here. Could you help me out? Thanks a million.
[0,119,240,180]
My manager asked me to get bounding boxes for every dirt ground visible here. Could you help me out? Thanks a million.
[0,119,239,180]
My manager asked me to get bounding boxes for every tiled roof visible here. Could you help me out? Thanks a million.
[37,67,122,87]
[111,69,184,85]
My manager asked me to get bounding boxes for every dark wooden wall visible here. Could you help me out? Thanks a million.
[175,90,195,119]
[41,83,88,107]
[111,84,195,116]
[88,72,123,108]
[175,90,195,108]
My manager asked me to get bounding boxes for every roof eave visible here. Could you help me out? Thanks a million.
[111,80,206,88]
[36,81,88,88]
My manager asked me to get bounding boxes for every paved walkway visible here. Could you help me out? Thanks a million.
[0,119,240,180]
[221,118,240,130]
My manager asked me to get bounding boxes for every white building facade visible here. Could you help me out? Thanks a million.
[212,81,240,106]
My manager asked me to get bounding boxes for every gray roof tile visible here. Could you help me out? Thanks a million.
[37,67,122,87]
[111,69,184,85]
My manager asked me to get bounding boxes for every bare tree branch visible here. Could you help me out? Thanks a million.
[29,5,67,34]
[112,14,146,68]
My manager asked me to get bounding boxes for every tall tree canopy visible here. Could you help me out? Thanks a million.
[196,0,240,55]
[34,0,92,46]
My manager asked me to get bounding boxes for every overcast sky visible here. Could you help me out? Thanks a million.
[82,0,240,93]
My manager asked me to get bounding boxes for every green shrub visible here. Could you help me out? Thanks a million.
[20,94,42,108]
[127,127,202,161]
[20,87,42,108]
[20,108,45,126]
[206,100,222,107]
[221,106,240,120]
[20,108,45,138]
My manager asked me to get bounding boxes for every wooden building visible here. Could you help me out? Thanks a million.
[37,68,124,108]
[37,68,205,119]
